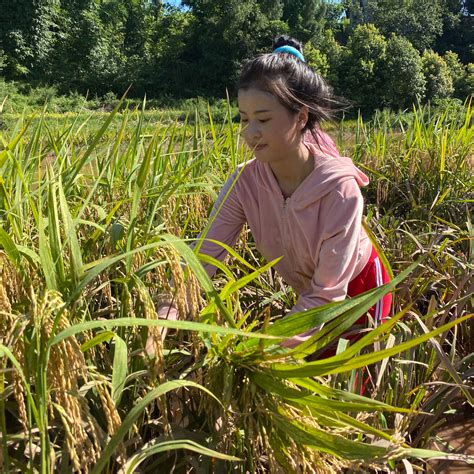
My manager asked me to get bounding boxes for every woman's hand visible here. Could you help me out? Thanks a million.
[145,304,179,358]
[280,326,320,349]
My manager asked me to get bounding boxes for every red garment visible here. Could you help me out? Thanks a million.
[347,246,392,394]
[281,245,392,350]
[306,246,392,371]
[347,245,392,323]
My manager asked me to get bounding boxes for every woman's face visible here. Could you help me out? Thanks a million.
[238,87,307,164]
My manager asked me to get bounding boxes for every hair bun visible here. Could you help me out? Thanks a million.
[272,35,303,54]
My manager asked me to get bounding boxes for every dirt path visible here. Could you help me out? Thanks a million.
[427,417,474,473]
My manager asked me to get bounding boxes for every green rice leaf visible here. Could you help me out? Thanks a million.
[0,226,20,268]
[91,380,224,474]
[111,335,128,406]
[49,317,281,348]
[270,314,472,378]
[80,331,116,352]
[122,439,240,473]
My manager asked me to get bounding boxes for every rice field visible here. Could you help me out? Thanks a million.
[0,97,473,473]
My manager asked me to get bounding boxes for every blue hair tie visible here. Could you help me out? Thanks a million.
[273,45,305,62]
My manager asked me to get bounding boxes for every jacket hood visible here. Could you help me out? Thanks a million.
[254,141,369,209]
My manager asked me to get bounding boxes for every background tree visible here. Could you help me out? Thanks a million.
[304,43,330,78]
[381,34,426,110]
[180,0,275,97]
[317,29,346,92]
[457,63,474,99]
[0,0,471,106]
[47,0,125,95]
[340,23,387,112]
[322,0,345,36]
[342,0,472,61]
[281,0,327,43]
[144,5,194,97]
[109,0,160,96]
[443,51,474,99]
[0,0,58,78]
[422,50,455,102]
[258,0,285,20]
[436,0,474,63]
[365,0,444,51]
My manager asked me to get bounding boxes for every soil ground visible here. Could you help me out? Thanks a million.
[426,414,474,473]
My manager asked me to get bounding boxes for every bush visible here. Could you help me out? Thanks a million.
[422,50,454,101]
[381,35,426,110]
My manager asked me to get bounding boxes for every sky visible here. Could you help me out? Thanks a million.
[166,0,342,3]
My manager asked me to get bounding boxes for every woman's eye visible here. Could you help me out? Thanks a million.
[259,119,270,123]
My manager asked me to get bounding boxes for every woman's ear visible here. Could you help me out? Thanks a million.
[297,106,309,130]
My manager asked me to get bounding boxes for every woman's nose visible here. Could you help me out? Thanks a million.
[246,122,261,140]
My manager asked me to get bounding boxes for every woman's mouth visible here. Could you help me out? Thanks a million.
[254,144,267,151]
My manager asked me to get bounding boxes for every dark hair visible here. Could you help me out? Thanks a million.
[272,35,304,54]
[237,53,338,142]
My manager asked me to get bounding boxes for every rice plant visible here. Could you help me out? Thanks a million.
[0,98,472,472]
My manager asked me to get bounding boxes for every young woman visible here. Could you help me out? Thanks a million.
[147,46,392,353]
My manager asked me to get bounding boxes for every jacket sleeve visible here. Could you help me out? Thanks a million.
[290,179,364,314]
[193,169,246,277]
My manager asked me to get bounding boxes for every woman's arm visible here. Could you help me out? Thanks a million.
[193,168,247,277]
[281,179,364,348]
[146,170,247,356]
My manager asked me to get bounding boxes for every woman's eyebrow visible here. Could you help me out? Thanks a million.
[238,109,271,114]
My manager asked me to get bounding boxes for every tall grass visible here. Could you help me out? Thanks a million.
[0,98,472,472]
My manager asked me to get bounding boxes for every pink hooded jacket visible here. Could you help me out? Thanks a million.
[196,141,372,314]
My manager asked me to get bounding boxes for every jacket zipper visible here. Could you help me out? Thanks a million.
[282,197,291,264]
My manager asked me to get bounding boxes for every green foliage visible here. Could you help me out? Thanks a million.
[180,0,275,96]
[282,0,327,43]
[46,0,126,95]
[366,0,445,51]
[316,29,346,90]
[422,50,455,101]
[341,24,387,111]
[304,43,330,77]
[0,0,58,78]
[435,1,472,62]
[381,35,426,110]
[457,63,474,98]
[0,48,6,74]
[1,0,471,108]
[444,50,474,99]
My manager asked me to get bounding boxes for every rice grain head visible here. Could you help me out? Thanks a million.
[96,378,126,464]
[135,277,165,381]
[0,253,29,430]
[167,246,188,320]
[33,289,99,471]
